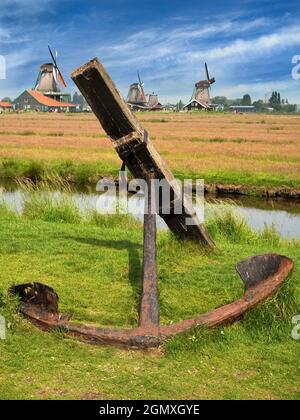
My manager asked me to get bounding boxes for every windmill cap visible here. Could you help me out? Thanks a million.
[40,63,55,70]
[195,80,211,88]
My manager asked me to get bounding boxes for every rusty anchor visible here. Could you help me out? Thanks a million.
[10,58,294,348]
[11,172,293,348]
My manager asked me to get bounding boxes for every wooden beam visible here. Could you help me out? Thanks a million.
[71,58,214,247]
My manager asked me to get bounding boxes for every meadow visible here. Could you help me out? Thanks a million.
[0,193,299,400]
[0,112,300,192]
[0,112,299,400]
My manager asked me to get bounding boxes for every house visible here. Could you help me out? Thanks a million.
[0,101,12,112]
[183,99,210,111]
[229,105,256,113]
[13,90,77,112]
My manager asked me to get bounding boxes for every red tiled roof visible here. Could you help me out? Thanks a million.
[0,101,12,108]
[27,90,74,108]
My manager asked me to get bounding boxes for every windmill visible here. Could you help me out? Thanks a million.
[185,63,216,111]
[34,46,68,101]
[127,71,148,110]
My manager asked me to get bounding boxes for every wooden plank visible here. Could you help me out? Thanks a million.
[71,58,214,247]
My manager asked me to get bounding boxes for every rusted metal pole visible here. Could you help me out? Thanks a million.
[139,172,160,335]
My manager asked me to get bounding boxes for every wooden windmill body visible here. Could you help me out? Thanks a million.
[127,82,148,109]
[35,63,60,93]
[127,72,163,111]
[34,47,69,103]
[127,72,147,110]
[184,63,215,111]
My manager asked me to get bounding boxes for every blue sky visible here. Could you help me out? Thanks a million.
[0,0,300,103]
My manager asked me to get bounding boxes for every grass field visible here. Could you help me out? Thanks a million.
[0,196,299,400]
[0,112,300,191]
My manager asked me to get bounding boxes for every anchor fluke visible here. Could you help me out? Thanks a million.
[236,254,293,291]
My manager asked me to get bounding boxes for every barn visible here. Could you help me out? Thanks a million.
[13,90,77,112]
[229,105,256,113]
[0,101,12,112]
[183,99,210,111]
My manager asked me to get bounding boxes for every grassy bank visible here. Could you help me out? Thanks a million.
[1,157,300,197]
[0,196,299,399]
[0,157,119,186]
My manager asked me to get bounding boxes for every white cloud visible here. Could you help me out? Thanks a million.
[0,9,299,104]
[216,79,295,98]
[101,21,300,71]
[184,25,300,63]
[96,17,300,103]
[0,28,10,40]
[101,17,271,67]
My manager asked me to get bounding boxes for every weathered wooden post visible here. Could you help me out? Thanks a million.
[71,58,215,248]
[139,171,159,336]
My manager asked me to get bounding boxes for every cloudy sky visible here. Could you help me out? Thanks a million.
[0,0,300,103]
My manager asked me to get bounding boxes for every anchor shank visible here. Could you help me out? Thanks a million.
[139,173,160,334]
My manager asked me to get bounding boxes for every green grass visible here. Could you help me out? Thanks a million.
[0,130,37,136]
[0,198,299,400]
[140,118,169,123]
[0,157,119,186]
[173,168,300,190]
[0,130,109,139]
[190,137,246,144]
[1,157,300,193]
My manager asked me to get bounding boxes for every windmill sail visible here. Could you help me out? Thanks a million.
[48,45,67,88]
[137,71,146,102]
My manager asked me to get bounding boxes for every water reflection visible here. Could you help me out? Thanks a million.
[1,182,300,240]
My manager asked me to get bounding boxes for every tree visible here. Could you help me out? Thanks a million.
[73,92,84,109]
[212,96,228,105]
[1,97,12,103]
[72,92,80,104]
[269,91,282,111]
[229,98,243,106]
[177,100,184,111]
[242,94,252,106]
[253,100,267,112]
[281,104,296,113]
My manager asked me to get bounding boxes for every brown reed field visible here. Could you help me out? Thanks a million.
[0,111,299,189]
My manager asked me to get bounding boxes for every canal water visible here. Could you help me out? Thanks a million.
[1,181,300,240]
